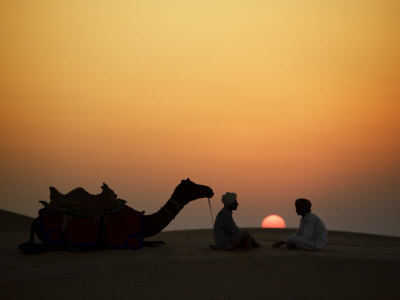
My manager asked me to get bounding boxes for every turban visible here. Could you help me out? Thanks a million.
[222,192,237,206]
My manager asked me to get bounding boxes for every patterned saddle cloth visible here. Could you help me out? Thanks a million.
[38,205,144,249]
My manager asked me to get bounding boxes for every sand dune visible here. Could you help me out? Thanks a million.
[1,210,399,299]
[0,209,34,232]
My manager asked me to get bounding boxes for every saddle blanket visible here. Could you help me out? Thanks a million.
[38,205,144,249]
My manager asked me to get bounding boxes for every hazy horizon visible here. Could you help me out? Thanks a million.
[1,1,399,237]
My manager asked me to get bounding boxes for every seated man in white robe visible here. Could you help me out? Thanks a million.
[213,192,259,250]
[273,198,327,250]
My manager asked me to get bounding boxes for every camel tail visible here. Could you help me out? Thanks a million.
[18,218,52,254]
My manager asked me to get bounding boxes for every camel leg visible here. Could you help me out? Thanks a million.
[28,218,38,243]
[142,241,165,247]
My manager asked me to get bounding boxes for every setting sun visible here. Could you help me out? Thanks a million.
[261,215,286,228]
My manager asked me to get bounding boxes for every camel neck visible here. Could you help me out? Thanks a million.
[141,198,186,238]
[162,198,185,218]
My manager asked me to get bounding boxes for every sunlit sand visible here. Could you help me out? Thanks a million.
[1,210,399,299]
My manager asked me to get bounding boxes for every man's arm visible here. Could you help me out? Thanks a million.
[224,214,240,235]
[302,215,315,239]
[272,232,297,248]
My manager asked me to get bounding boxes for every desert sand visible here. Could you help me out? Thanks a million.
[1,210,399,299]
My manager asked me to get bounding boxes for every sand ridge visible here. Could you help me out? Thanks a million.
[1,211,399,299]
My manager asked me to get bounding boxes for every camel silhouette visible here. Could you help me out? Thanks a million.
[18,178,214,253]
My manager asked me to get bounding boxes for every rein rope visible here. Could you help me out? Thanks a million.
[162,197,214,227]
[207,198,214,226]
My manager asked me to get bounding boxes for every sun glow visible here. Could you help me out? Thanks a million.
[261,215,286,228]
[0,1,399,236]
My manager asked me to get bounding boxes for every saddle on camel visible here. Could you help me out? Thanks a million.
[19,178,214,254]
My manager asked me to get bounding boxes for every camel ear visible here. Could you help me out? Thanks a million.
[102,183,109,189]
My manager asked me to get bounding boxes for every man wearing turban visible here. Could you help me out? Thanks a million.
[273,198,327,250]
[213,192,259,250]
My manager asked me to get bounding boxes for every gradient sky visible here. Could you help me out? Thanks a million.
[1,1,399,236]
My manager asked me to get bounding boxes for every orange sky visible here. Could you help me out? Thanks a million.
[1,1,399,236]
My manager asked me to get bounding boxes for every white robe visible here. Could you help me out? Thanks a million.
[284,212,327,250]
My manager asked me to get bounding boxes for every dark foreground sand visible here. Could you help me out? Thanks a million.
[1,211,399,299]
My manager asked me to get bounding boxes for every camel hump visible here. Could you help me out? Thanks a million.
[65,187,91,200]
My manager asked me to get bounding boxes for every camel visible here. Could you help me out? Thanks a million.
[18,178,214,254]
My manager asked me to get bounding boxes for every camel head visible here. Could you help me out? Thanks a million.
[170,178,214,205]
